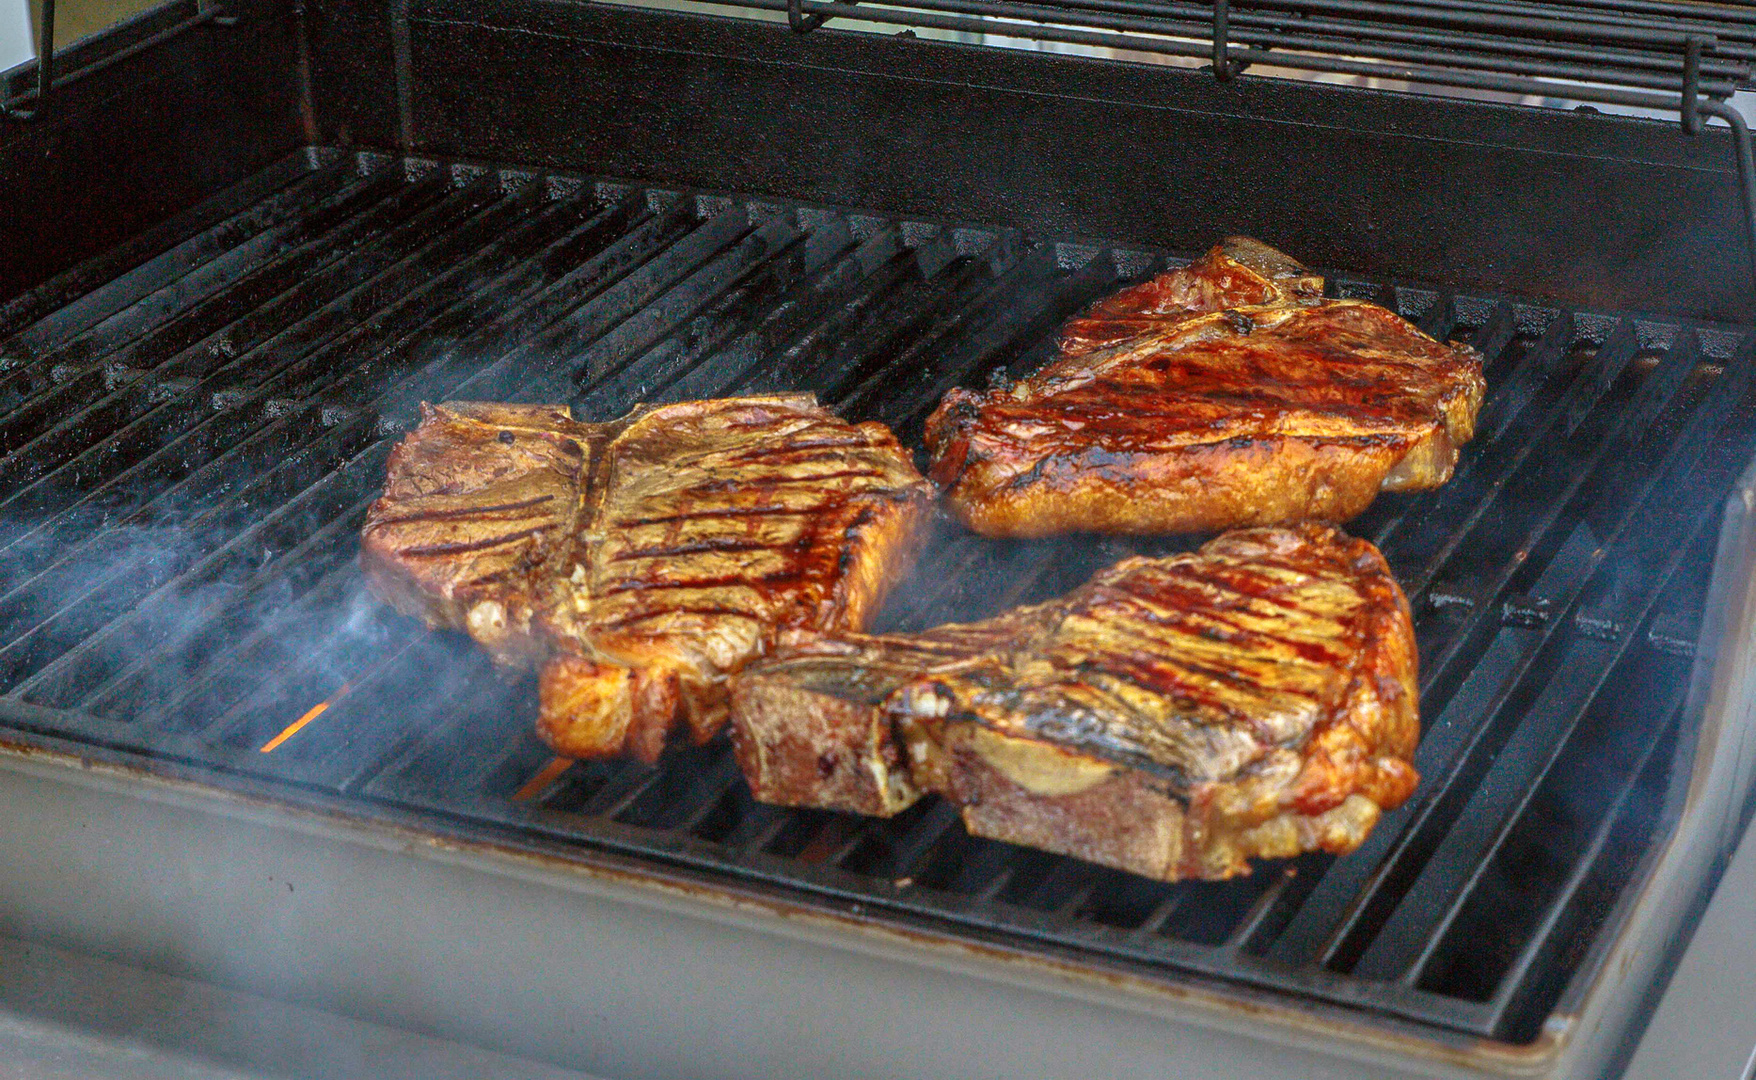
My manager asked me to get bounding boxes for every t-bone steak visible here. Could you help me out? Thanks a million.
[730,523,1419,881]
[361,395,934,762]
[924,237,1486,537]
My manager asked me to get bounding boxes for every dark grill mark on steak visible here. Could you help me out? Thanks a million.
[610,536,797,561]
[398,525,551,558]
[368,493,557,526]
[685,468,889,494]
[629,505,811,527]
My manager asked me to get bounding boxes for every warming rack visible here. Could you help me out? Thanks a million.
[21,0,1745,290]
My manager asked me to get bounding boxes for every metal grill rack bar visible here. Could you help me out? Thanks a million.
[0,147,1750,1046]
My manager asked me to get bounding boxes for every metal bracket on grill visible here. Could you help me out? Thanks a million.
[1664,31,1756,300]
[787,0,822,33]
[788,0,850,33]
[1211,0,1241,81]
[1692,101,1756,303]
[1692,100,1756,303]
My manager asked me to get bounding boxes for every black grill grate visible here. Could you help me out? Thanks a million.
[0,146,1750,1045]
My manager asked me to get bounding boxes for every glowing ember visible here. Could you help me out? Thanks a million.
[513,756,574,802]
[261,682,352,753]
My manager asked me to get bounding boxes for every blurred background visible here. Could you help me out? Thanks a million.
[34,0,158,46]
[1,0,28,68]
[4,0,158,69]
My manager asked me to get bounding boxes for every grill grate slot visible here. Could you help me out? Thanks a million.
[0,149,1748,1047]
[1268,351,1756,971]
[0,168,422,438]
[0,152,361,352]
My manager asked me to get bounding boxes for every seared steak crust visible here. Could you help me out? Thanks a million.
[730,523,1419,881]
[357,402,601,668]
[925,237,1486,537]
[362,395,933,762]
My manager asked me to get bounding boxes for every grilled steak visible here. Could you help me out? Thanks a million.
[361,395,933,762]
[730,523,1418,881]
[924,237,1486,537]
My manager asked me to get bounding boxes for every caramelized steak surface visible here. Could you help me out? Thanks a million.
[361,395,933,762]
[731,523,1418,881]
[925,237,1486,536]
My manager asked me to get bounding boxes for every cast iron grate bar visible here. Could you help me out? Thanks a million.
[0,150,328,342]
[0,168,520,533]
[0,163,450,446]
[1353,521,1725,982]
[0,149,1747,1047]
[0,162,420,414]
[0,151,359,350]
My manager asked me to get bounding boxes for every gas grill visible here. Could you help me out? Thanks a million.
[3,0,1756,1076]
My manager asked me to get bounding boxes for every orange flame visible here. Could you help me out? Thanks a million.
[261,682,352,753]
[512,756,575,802]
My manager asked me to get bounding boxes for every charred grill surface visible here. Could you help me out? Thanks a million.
[926,238,1487,536]
[0,149,1748,1048]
